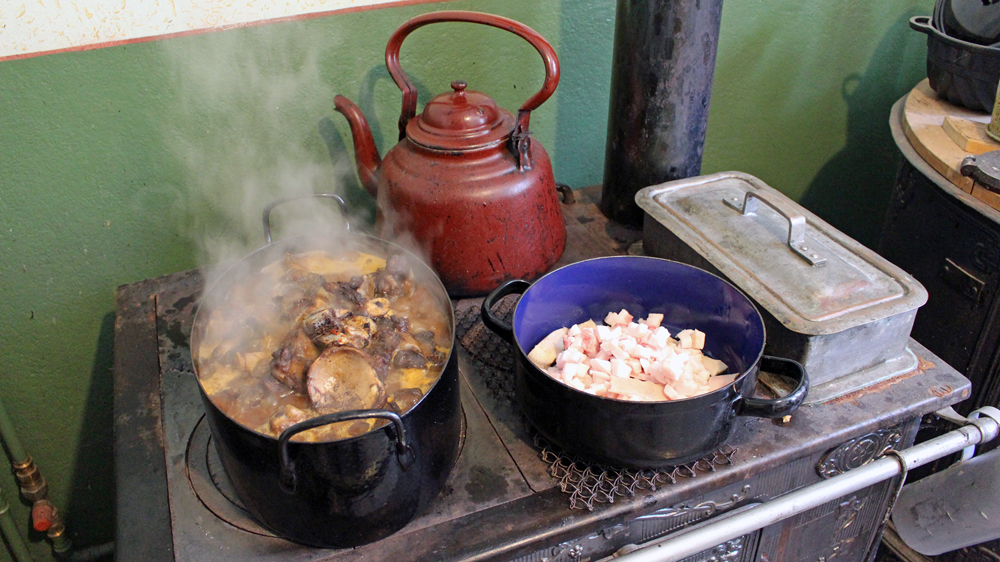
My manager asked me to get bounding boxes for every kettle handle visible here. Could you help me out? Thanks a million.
[385,10,560,146]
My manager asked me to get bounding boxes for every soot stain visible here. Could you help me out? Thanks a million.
[163,320,188,349]
[464,465,508,503]
[169,294,197,313]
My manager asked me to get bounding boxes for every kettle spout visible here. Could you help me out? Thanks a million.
[334,95,381,197]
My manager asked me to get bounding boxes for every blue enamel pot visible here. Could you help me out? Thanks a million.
[481,256,808,468]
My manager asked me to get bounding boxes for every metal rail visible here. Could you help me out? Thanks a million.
[606,407,1000,562]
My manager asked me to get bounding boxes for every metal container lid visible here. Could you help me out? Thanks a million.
[635,171,928,335]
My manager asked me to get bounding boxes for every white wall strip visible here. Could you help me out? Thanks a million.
[0,0,432,61]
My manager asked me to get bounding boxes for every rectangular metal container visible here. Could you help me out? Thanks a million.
[636,171,928,393]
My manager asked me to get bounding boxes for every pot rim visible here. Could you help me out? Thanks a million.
[190,231,457,444]
[508,254,767,405]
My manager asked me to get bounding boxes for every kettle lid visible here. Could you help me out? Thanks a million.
[407,80,516,150]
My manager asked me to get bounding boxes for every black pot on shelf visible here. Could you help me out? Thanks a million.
[911,15,1000,113]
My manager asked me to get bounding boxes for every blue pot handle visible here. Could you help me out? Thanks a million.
[481,279,531,344]
[277,409,414,495]
[737,356,809,419]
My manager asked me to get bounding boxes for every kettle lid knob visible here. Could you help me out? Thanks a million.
[408,81,515,151]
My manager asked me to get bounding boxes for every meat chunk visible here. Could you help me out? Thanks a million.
[372,254,413,298]
[365,298,391,317]
[301,308,375,349]
[268,404,311,435]
[392,349,427,369]
[270,330,319,393]
[306,347,385,413]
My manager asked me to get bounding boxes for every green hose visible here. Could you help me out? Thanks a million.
[0,397,28,464]
[0,486,33,562]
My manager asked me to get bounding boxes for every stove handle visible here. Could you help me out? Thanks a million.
[276,409,414,495]
[737,356,809,419]
[262,193,350,244]
[481,279,531,344]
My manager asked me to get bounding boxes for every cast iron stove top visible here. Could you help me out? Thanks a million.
[113,191,971,562]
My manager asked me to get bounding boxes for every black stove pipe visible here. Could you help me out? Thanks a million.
[600,0,725,227]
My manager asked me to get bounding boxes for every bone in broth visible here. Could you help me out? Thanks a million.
[195,249,452,442]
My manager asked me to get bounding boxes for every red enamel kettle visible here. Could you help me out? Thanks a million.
[334,11,567,297]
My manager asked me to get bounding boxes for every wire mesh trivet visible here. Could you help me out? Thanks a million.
[455,296,517,402]
[537,435,738,511]
[455,296,739,511]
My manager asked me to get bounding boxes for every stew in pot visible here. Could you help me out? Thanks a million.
[195,249,452,442]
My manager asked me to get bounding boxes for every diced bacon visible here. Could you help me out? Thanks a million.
[645,313,664,329]
[646,361,671,385]
[618,336,638,354]
[647,327,671,350]
[601,339,629,361]
[556,348,583,369]
[610,358,632,379]
[562,334,576,351]
[673,377,704,396]
[580,328,599,355]
[596,325,612,342]
[589,369,612,382]
[537,309,728,403]
[627,358,642,374]
[631,344,653,360]
[589,358,612,374]
[677,329,706,349]
[662,383,683,400]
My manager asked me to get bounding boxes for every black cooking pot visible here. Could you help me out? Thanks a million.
[190,195,461,548]
[911,15,1000,113]
[482,256,808,468]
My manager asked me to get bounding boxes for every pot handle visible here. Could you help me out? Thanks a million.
[481,279,531,344]
[909,15,933,36]
[262,193,350,244]
[737,356,809,419]
[723,191,826,267]
[277,409,414,495]
[385,11,560,166]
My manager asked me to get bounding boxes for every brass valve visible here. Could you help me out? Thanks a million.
[12,456,48,502]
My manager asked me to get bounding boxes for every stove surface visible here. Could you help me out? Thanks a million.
[113,189,972,562]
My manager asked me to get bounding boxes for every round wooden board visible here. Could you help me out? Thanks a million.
[901,80,1000,209]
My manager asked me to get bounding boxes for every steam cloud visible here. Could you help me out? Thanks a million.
[159,21,359,280]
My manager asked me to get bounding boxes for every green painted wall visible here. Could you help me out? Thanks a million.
[0,0,928,559]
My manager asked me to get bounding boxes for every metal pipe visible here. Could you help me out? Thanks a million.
[600,0,725,227]
[0,393,74,559]
[63,542,113,562]
[0,485,34,562]
[0,397,29,464]
[610,410,1000,562]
